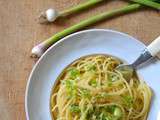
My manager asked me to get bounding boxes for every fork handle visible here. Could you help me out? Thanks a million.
[132,36,160,68]
[147,36,160,56]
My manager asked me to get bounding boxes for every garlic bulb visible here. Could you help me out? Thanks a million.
[38,8,59,23]
[45,9,59,22]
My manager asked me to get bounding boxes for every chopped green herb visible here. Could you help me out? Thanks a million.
[69,104,80,113]
[86,64,96,71]
[63,79,77,97]
[122,95,133,107]
[89,79,97,87]
[104,105,116,113]
[108,81,113,87]
[114,107,122,118]
[80,88,91,99]
[107,73,119,86]
[85,105,122,120]
[95,107,112,120]
[99,112,111,120]
[68,67,80,79]
[112,75,119,82]
[108,73,119,82]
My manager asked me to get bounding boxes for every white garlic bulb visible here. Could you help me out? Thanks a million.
[45,8,59,22]
[38,8,59,23]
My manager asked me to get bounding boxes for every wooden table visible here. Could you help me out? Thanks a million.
[0,0,159,119]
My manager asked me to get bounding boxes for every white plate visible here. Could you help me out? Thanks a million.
[25,29,160,120]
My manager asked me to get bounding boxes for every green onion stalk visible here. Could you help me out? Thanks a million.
[32,0,160,58]
[32,4,142,58]
[38,0,104,23]
[130,0,160,10]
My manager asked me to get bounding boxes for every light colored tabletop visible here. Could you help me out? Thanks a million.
[0,0,159,120]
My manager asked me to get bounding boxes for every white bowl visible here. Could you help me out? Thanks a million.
[25,29,160,120]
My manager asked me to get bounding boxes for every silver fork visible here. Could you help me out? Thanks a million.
[116,36,160,80]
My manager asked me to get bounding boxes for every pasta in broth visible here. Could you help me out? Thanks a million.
[50,55,152,120]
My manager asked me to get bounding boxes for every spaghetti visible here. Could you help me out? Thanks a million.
[50,55,152,120]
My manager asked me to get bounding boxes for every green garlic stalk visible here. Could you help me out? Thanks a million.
[38,0,103,23]
[131,0,160,10]
[32,4,142,58]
